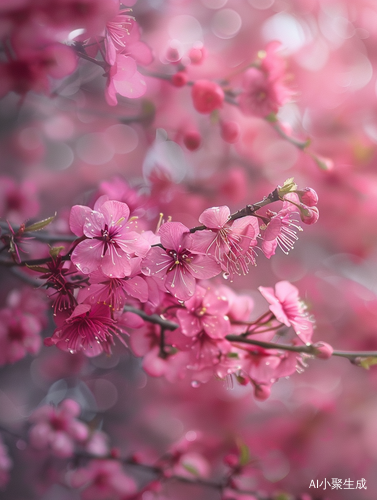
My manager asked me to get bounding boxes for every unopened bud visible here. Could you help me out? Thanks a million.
[313,342,333,360]
[299,205,319,225]
[254,384,271,401]
[188,46,206,64]
[299,187,318,207]
[223,453,239,468]
[191,80,224,114]
[171,71,188,87]
[183,130,201,151]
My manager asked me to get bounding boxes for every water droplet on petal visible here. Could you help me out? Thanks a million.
[222,272,230,280]
[191,380,200,388]
[142,266,151,276]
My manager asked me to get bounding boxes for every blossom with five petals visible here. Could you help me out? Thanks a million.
[70,195,150,278]
[141,222,220,301]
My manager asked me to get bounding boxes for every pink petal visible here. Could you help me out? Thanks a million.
[190,230,217,255]
[187,255,220,280]
[258,286,278,305]
[176,309,202,337]
[113,66,147,99]
[275,280,298,304]
[93,195,109,211]
[142,347,168,377]
[123,276,148,302]
[101,252,131,278]
[69,205,92,236]
[199,206,230,229]
[71,240,103,274]
[165,266,196,301]
[202,315,230,339]
[158,222,189,250]
[127,41,153,66]
[100,200,130,228]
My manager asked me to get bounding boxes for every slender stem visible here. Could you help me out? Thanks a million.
[189,188,280,233]
[76,50,108,70]
[74,452,267,498]
[226,335,314,353]
[269,121,310,150]
[225,335,377,361]
[123,305,179,331]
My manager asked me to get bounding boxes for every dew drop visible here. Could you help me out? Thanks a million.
[142,266,151,276]
[222,272,230,280]
[191,380,200,388]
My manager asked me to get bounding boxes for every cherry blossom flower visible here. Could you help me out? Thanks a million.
[70,196,150,278]
[192,206,259,278]
[129,323,187,380]
[0,288,46,365]
[105,53,147,105]
[0,43,77,98]
[141,222,220,301]
[238,345,299,399]
[105,8,153,66]
[0,309,42,365]
[176,285,230,339]
[69,459,137,500]
[260,201,302,259]
[28,399,89,458]
[238,43,291,118]
[258,281,313,343]
[78,258,148,310]
[0,177,39,225]
[44,303,127,356]
[191,80,224,114]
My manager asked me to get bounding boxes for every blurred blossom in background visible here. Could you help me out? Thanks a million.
[1,0,377,499]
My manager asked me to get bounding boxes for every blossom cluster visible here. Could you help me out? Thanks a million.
[0,179,317,399]
[0,0,151,103]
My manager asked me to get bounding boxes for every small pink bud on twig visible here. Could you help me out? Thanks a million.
[312,342,333,360]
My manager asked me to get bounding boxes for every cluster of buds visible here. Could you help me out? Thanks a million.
[278,179,319,225]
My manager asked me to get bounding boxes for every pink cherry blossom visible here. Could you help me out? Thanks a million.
[0,288,46,365]
[105,54,147,106]
[78,258,148,310]
[105,8,153,66]
[28,399,89,458]
[70,196,150,278]
[260,201,302,259]
[191,80,224,114]
[142,222,220,301]
[192,206,259,278]
[69,459,137,500]
[44,303,127,357]
[176,285,230,339]
[258,281,314,343]
[0,177,39,225]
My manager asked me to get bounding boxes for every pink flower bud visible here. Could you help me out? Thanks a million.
[300,187,318,207]
[254,384,271,401]
[189,46,205,64]
[313,342,333,360]
[183,130,202,151]
[191,80,224,114]
[299,205,319,225]
[171,71,188,87]
[220,121,240,143]
[223,453,239,467]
